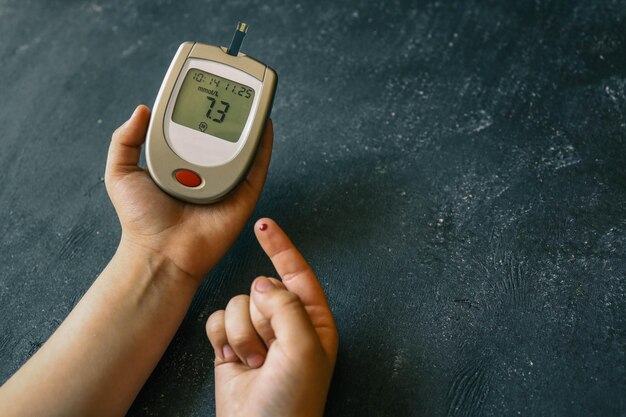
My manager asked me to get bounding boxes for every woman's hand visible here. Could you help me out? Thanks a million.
[105,105,273,282]
[206,218,339,417]
[0,105,274,417]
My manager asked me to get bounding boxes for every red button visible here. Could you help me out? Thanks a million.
[174,169,202,187]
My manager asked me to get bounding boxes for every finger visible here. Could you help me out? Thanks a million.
[230,120,273,203]
[250,277,285,347]
[246,119,274,194]
[251,277,322,358]
[254,218,330,311]
[105,105,151,180]
[224,295,267,368]
[254,218,338,358]
[206,310,238,366]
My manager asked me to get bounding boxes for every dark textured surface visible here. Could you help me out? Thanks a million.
[1,1,625,416]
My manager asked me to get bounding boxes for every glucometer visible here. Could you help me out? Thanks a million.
[146,23,277,204]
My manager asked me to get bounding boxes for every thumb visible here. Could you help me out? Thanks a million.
[105,105,151,181]
[251,277,322,356]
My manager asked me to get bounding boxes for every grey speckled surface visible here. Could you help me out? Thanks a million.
[1,1,625,416]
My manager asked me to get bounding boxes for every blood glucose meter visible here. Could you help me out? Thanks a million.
[146,23,277,204]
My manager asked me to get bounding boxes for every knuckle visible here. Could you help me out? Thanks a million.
[227,332,252,350]
[277,291,302,310]
[267,277,285,289]
[273,292,307,319]
[251,311,270,326]
[205,311,225,335]
[253,318,272,336]
[226,294,250,310]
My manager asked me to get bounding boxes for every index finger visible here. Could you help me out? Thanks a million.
[253,218,338,358]
[254,218,328,308]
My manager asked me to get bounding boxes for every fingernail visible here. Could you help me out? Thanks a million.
[222,344,236,361]
[255,277,274,292]
[258,222,268,231]
[247,353,265,368]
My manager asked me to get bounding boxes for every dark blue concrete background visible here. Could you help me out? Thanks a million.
[1,1,625,416]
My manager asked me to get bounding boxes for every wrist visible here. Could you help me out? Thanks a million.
[114,235,203,291]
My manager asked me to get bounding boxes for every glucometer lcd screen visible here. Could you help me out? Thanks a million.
[172,68,255,143]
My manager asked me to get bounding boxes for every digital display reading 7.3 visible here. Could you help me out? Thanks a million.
[172,69,255,143]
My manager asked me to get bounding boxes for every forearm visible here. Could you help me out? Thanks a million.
[0,240,200,417]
